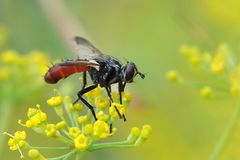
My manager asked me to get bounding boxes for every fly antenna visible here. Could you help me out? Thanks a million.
[137,72,145,79]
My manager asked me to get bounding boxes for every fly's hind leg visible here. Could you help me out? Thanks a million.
[74,85,98,120]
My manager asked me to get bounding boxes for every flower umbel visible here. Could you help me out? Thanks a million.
[5,88,152,159]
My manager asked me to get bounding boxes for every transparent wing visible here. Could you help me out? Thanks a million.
[73,36,103,56]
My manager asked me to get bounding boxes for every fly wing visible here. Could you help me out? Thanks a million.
[73,36,103,56]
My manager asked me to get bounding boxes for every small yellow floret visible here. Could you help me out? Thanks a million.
[45,124,57,137]
[28,149,40,159]
[56,121,66,130]
[0,50,20,64]
[131,127,141,137]
[93,120,110,139]
[74,134,89,151]
[96,111,110,121]
[166,70,179,82]
[140,125,153,139]
[84,124,93,135]
[77,115,89,124]
[85,85,103,99]
[47,96,63,107]
[68,127,81,138]
[109,103,125,119]
[201,86,213,98]
[95,97,109,109]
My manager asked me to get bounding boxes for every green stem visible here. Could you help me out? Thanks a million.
[48,149,76,160]
[0,101,13,155]
[88,141,134,151]
[208,101,240,160]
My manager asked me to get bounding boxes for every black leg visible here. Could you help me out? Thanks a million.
[118,81,127,122]
[105,86,122,119]
[81,72,87,90]
[74,85,98,120]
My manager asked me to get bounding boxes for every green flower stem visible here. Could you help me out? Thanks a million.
[208,100,240,160]
[88,141,134,151]
[48,149,77,160]
[0,100,13,155]
[30,146,70,150]
[57,135,73,145]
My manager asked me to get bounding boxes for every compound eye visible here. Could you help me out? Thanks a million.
[123,63,137,82]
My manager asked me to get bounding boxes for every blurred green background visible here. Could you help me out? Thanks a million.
[1,0,240,159]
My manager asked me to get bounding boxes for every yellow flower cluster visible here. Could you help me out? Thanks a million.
[167,44,240,98]
[18,104,47,128]
[3,131,26,158]
[5,88,152,159]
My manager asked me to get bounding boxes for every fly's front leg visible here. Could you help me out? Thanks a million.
[118,81,127,121]
[105,86,122,119]
[74,85,98,120]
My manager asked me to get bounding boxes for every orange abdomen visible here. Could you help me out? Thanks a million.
[44,64,90,84]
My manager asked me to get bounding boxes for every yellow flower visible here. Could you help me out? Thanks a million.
[68,127,81,138]
[28,149,47,160]
[229,66,240,95]
[109,103,126,119]
[45,124,57,137]
[211,44,228,74]
[140,125,152,139]
[19,105,47,128]
[84,124,93,135]
[47,96,63,107]
[0,50,20,64]
[77,115,89,124]
[179,45,201,65]
[95,97,109,109]
[96,111,110,121]
[4,131,26,158]
[69,103,84,112]
[122,92,132,103]
[56,121,67,130]
[93,120,110,139]
[166,70,179,82]
[85,85,103,99]
[201,86,213,98]
[74,134,89,151]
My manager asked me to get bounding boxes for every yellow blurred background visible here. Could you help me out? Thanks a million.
[1,0,240,159]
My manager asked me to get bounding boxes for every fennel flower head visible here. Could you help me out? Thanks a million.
[167,44,240,98]
[4,85,152,159]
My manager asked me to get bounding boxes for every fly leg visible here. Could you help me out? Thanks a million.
[81,72,87,90]
[118,81,127,121]
[74,85,98,120]
[105,86,122,134]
